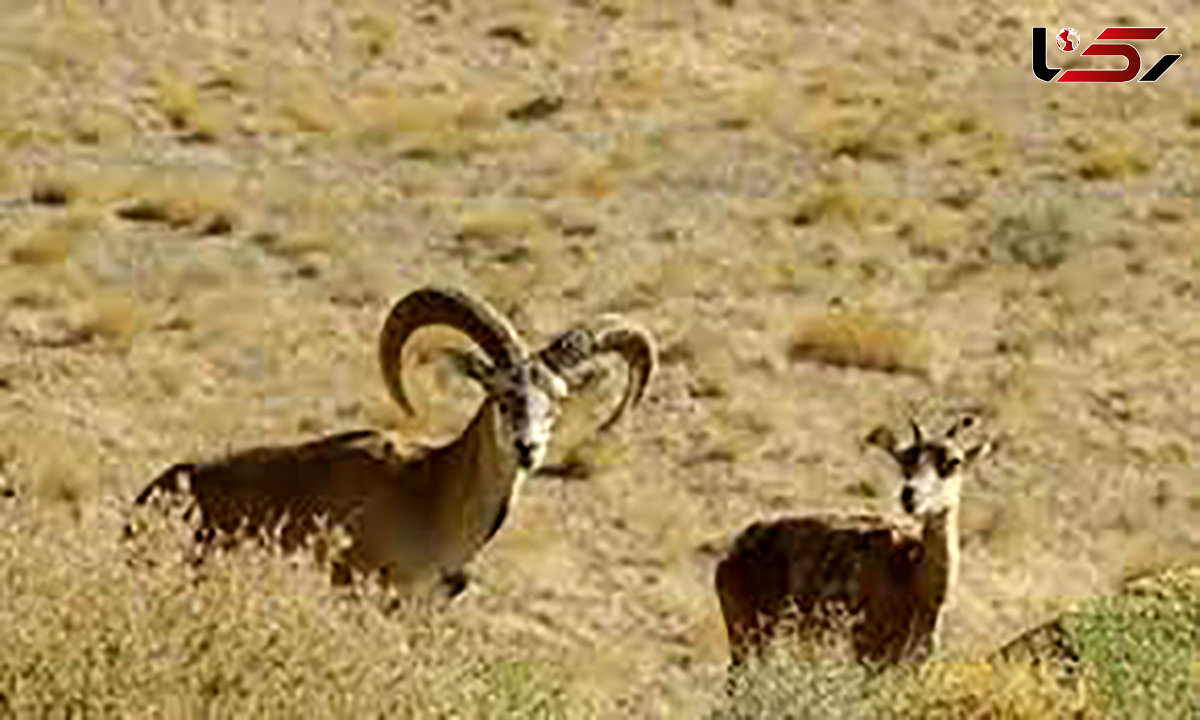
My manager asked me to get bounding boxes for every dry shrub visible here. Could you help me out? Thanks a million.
[458,206,547,243]
[874,660,1098,719]
[1070,133,1153,181]
[7,211,101,265]
[29,176,76,206]
[9,228,73,266]
[789,309,931,376]
[344,90,505,156]
[74,295,144,346]
[713,623,875,720]
[0,425,103,509]
[150,68,236,141]
[67,104,135,145]
[802,101,911,163]
[712,618,1096,719]
[274,78,344,134]
[113,172,239,234]
[0,507,586,718]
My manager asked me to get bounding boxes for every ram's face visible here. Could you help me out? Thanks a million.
[484,360,567,471]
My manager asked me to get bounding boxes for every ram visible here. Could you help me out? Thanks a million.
[715,416,993,678]
[133,286,655,599]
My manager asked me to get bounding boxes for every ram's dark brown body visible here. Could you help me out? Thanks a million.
[137,422,515,595]
[131,286,657,601]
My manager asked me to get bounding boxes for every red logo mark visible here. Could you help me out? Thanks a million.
[1032,27,1182,83]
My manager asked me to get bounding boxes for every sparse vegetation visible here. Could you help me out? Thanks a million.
[0,510,588,718]
[713,624,1096,720]
[7,212,100,266]
[458,205,548,243]
[74,295,144,346]
[112,174,239,234]
[1066,568,1198,718]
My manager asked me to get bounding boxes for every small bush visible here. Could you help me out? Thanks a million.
[789,309,931,376]
[711,623,1093,719]
[1067,569,1197,718]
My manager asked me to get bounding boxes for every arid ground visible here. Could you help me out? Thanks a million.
[0,0,1196,716]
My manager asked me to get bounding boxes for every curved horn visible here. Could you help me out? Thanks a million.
[379,286,526,414]
[909,419,923,446]
[537,316,656,432]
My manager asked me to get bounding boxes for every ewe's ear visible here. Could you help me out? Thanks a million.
[864,425,898,456]
[963,440,992,467]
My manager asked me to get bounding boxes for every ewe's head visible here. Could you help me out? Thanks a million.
[379,287,656,472]
[866,416,991,518]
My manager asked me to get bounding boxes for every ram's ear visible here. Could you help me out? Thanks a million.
[531,362,569,400]
[441,348,494,387]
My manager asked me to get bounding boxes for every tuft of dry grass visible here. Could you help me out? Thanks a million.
[29,176,77,206]
[149,67,236,142]
[791,180,866,227]
[714,621,1099,720]
[9,229,74,266]
[341,89,507,157]
[274,78,344,134]
[73,295,145,347]
[458,205,548,244]
[789,309,932,376]
[66,104,136,145]
[249,228,338,262]
[1070,133,1154,182]
[879,660,1099,719]
[112,173,239,234]
[7,212,101,266]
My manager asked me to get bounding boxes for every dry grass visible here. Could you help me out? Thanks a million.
[73,295,145,347]
[0,509,592,718]
[458,206,548,243]
[714,624,1097,720]
[7,212,101,266]
[789,309,932,377]
[112,173,239,235]
[9,228,74,266]
[149,67,237,142]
